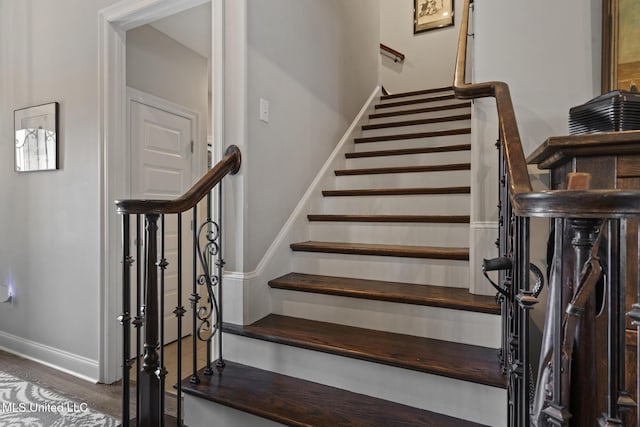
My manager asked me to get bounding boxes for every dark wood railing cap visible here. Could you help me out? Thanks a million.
[453,0,640,218]
[380,43,405,62]
[116,145,241,215]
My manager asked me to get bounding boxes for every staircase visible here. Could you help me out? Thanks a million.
[182,86,507,426]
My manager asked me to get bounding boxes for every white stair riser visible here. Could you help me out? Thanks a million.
[379,91,454,104]
[360,119,471,138]
[368,106,470,124]
[223,334,507,426]
[308,221,469,247]
[184,398,285,427]
[313,193,470,215]
[334,170,470,189]
[271,289,500,347]
[291,251,469,287]
[354,133,470,151]
[373,98,464,114]
[345,149,470,169]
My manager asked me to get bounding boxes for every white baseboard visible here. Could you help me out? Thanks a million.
[469,221,499,295]
[0,330,99,383]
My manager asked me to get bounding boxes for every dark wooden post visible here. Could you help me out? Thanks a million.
[139,213,161,427]
[568,218,601,426]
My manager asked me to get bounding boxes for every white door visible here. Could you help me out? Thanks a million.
[129,95,196,345]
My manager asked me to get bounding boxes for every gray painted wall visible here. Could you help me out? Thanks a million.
[380,0,461,92]
[0,0,119,379]
[470,0,602,368]
[223,0,380,272]
[127,24,209,130]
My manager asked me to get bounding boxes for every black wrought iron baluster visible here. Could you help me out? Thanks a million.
[190,205,200,384]
[615,219,636,423]
[134,214,143,424]
[119,215,132,427]
[600,218,624,426]
[216,182,225,369]
[157,215,168,427]
[514,216,534,426]
[175,212,185,426]
[541,218,569,426]
[628,224,640,427]
[139,213,161,427]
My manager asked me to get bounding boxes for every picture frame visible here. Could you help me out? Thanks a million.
[602,0,640,93]
[14,102,59,172]
[414,0,454,34]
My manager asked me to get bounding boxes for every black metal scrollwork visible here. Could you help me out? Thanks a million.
[195,219,222,343]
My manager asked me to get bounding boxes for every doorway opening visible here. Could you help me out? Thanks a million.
[100,0,222,384]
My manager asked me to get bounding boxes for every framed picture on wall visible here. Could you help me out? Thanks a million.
[14,102,59,172]
[602,0,640,92]
[414,0,454,34]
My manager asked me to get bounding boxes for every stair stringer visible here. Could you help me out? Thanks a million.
[221,86,382,326]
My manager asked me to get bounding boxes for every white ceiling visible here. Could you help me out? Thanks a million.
[150,2,211,59]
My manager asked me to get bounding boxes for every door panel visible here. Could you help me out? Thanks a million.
[130,98,194,345]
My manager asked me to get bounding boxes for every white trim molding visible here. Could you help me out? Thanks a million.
[0,331,99,383]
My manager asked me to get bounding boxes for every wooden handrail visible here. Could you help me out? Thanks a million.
[116,145,241,215]
[380,43,405,63]
[453,0,640,218]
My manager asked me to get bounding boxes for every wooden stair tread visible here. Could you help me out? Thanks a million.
[369,102,471,120]
[362,114,471,130]
[269,272,500,314]
[322,186,470,196]
[380,86,453,100]
[290,241,469,260]
[354,128,470,144]
[181,361,486,427]
[345,143,471,158]
[307,214,470,223]
[223,314,506,388]
[335,163,471,176]
[375,94,456,109]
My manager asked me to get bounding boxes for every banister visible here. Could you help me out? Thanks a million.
[380,43,405,63]
[116,145,241,215]
[453,0,640,218]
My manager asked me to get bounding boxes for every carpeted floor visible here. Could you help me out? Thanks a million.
[0,370,119,427]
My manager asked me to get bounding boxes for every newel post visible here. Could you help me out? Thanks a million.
[139,213,161,427]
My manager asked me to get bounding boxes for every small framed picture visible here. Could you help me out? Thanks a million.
[414,0,454,34]
[14,102,59,172]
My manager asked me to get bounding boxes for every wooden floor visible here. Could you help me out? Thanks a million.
[0,338,207,421]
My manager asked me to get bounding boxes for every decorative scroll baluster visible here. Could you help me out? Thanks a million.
[193,185,225,374]
[140,213,161,427]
